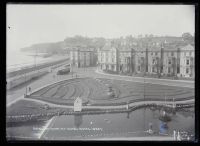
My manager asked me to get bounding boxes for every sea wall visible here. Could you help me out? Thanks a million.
[7,58,69,90]
[7,70,48,90]
[7,58,69,78]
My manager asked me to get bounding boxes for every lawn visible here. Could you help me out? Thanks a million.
[27,77,194,106]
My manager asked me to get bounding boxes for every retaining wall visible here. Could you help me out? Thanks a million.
[7,59,69,90]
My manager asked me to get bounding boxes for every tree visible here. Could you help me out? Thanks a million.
[182,32,193,42]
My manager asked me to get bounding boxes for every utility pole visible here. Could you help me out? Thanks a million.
[144,48,147,102]
[34,48,38,74]
[25,73,27,96]
[34,48,37,68]
[71,62,73,78]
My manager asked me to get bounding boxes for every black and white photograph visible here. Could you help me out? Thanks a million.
[6,4,195,141]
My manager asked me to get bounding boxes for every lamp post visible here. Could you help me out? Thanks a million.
[71,62,73,78]
[34,48,37,70]
[25,72,27,96]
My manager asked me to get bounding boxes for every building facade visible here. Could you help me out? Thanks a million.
[98,41,195,78]
[179,44,195,78]
[70,47,96,67]
[98,42,118,72]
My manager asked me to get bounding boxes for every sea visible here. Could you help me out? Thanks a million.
[6,49,67,72]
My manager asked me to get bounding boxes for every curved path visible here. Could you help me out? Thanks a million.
[22,76,194,110]
[27,76,194,106]
[22,97,194,110]
[7,66,194,108]
[95,70,194,89]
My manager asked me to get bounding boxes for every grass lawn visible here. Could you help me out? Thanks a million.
[26,77,194,106]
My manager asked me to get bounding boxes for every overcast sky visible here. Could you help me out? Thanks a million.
[7,4,195,51]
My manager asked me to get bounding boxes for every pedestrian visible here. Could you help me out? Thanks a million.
[177,131,181,141]
[29,87,31,92]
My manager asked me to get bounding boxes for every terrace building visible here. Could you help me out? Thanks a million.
[118,47,133,73]
[179,44,195,78]
[98,41,118,72]
[98,40,195,78]
[98,41,136,74]
[134,48,147,74]
[161,45,180,77]
[70,46,96,67]
[160,43,194,78]
[147,44,161,75]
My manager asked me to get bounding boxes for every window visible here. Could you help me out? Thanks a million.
[186,59,190,65]
[112,65,115,70]
[171,52,174,56]
[112,57,114,62]
[106,65,109,70]
[153,59,156,65]
[177,67,180,74]
[138,66,140,71]
[106,53,108,58]
[168,67,171,73]
[186,68,189,74]
[151,52,153,55]
[152,67,155,72]
[141,57,144,64]
[155,52,158,56]
[106,57,108,62]
[127,57,130,64]
[189,51,192,56]
[168,59,171,65]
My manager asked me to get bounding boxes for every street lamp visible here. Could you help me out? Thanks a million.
[25,72,27,96]
[34,48,37,69]
[71,62,73,78]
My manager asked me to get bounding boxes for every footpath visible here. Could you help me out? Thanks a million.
[7,66,195,107]
[95,69,194,89]
[7,63,72,106]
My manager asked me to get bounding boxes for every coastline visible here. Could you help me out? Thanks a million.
[6,55,69,90]
[7,53,68,73]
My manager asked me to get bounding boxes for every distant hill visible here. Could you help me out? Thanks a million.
[20,36,106,54]
[20,41,67,54]
[20,34,194,54]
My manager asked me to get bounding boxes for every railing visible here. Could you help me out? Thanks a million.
[7,58,69,78]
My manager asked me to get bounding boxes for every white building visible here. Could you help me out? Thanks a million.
[179,44,195,78]
[74,97,82,112]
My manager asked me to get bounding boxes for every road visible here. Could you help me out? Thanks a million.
[73,67,194,88]
[7,66,194,107]
[7,66,195,141]
[7,62,71,106]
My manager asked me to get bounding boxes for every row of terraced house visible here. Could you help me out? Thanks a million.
[69,46,97,67]
[97,41,195,78]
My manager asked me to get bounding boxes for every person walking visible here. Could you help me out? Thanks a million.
[29,87,31,93]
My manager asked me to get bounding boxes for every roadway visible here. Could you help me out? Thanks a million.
[7,61,71,106]
[7,66,194,107]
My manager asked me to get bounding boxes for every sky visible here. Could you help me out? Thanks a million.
[7,4,195,51]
